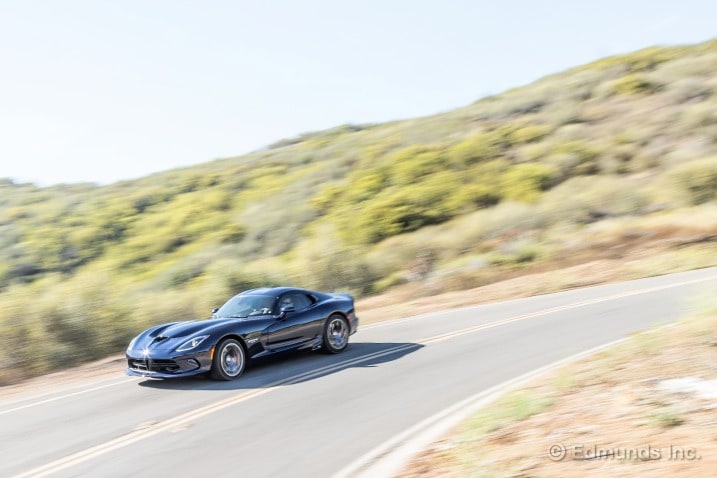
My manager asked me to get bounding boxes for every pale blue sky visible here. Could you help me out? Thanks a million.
[1,0,715,186]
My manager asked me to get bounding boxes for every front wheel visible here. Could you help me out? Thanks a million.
[210,338,246,380]
[322,314,350,354]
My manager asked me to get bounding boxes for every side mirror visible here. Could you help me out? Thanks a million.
[212,307,219,314]
[279,305,295,318]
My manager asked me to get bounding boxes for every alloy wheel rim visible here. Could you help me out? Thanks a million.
[221,343,243,376]
[328,318,348,349]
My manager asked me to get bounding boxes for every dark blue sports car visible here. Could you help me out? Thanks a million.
[126,287,359,380]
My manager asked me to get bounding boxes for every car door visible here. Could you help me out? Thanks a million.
[263,292,323,350]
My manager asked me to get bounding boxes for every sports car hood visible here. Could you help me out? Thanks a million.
[128,316,273,353]
[153,320,215,339]
[128,321,203,353]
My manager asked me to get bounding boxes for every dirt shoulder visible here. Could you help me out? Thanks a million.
[357,258,626,325]
[358,243,717,325]
[400,311,717,477]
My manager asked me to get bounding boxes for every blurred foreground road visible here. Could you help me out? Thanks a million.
[1,267,716,477]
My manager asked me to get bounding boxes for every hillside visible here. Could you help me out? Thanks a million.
[2,40,717,384]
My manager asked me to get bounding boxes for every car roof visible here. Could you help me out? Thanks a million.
[239,287,310,296]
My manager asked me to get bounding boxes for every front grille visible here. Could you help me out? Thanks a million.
[128,358,181,373]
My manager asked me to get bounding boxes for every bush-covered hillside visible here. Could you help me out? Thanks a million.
[2,40,717,383]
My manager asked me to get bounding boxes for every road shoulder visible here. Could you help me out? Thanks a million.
[399,307,717,477]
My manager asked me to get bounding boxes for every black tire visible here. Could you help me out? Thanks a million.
[322,314,350,354]
[210,338,246,380]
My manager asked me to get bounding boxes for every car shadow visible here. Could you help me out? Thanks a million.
[136,341,422,391]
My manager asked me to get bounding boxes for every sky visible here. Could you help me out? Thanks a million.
[1,0,715,186]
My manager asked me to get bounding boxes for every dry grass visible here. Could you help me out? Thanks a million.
[358,239,717,325]
[400,309,717,478]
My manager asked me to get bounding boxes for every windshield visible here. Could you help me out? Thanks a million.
[216,294,275,318]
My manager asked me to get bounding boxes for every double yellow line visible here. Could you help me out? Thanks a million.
[13,343,420,478]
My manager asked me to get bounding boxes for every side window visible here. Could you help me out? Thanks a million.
[279,295,295,310]
[288,294,311,311]
[279,292,316,312]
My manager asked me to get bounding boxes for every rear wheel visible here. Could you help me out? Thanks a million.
[210,338,246,380]
[322,314,349,354]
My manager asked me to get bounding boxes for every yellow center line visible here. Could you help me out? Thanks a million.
[11,344,418,478]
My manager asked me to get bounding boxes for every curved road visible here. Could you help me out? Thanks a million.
[2,268,716,477]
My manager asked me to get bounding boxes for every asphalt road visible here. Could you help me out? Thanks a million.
[2,267,716,478]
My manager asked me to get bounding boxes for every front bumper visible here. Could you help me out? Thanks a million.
[125,349,213,378]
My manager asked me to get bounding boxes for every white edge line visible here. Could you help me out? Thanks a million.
[0,378,137,416]
[334,325,677,478]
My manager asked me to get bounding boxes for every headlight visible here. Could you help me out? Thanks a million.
[126,336,139,353]
[176,335,210,352]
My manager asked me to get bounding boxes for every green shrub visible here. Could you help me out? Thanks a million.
[546,141,602,177]
[446,183,501,212]
[450,132,503,167]
[372,271,407,293]
[607,74,657,96]
[669,157,717,205]
[218,222,247,244]
[501,163,558,202]
[507,124,552,144]
[310,184,344,214]
[649,410,685,428]
[353,191,436,244]
[388,145,447,185]
[348,170,464,244]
